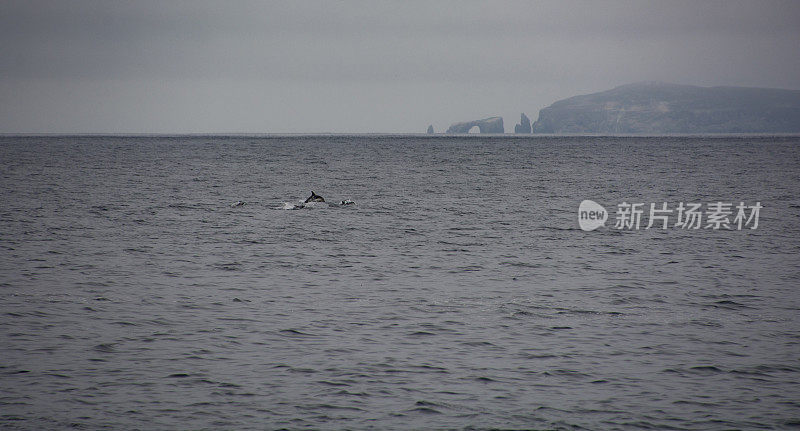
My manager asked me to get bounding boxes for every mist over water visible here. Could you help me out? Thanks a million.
[1,135,799,430]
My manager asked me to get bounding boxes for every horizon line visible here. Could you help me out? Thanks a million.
[3,132,800,139]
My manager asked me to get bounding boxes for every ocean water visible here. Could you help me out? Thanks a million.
[1,135,799,430]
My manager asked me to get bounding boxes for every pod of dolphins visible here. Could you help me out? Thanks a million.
[230,191,355,209]
[304,191,355,207]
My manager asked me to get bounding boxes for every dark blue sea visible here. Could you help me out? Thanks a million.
[1,135,799,430]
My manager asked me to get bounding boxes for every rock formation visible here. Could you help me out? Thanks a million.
[532,82,800,134]
[514,113,532,133]
[427,125,434,134]
[446,117,504,134]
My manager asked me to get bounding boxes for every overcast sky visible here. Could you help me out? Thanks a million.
[1,0,799,133]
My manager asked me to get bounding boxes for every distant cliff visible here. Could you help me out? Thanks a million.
[532,82,800,134]
[446,117,504,134]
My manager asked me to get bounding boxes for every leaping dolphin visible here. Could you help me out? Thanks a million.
[305,191,325,203]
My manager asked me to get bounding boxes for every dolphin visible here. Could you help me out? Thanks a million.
[304,191,325,203]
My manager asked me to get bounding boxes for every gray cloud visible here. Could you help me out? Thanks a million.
[1,0,799,133]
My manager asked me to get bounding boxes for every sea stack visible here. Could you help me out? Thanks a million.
[514,113,532,133]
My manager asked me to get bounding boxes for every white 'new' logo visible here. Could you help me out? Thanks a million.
[578,200,607,231]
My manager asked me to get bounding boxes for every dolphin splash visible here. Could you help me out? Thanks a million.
[280,192,354,210]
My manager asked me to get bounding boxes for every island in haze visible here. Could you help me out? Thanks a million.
[532,82,800,134]
[446,117,504,134]
[514,113,532,133]
[441,114,535,134]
